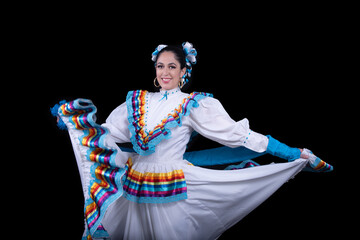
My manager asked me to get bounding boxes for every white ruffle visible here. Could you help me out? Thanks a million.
[102,159,308,239]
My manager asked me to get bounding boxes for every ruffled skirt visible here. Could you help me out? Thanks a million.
[57,99,308,239]
[101,158,307,240]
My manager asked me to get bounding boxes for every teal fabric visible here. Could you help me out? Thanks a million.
[266,135,301,161]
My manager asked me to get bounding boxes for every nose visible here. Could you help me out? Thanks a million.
[162,67,169,75]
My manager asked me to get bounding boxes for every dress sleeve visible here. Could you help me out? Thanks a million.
[101,102,131,143]
[188,97,269,153]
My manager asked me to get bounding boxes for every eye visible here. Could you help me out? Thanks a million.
[156,64,164,69]
[169,65,177,69]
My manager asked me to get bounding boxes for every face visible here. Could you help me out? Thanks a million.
[155,51,186,90]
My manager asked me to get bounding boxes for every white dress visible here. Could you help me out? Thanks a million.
[59,87,309,240]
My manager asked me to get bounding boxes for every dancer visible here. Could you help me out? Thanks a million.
[51,42,333,240]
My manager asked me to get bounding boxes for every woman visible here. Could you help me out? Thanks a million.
[52,42,333,240]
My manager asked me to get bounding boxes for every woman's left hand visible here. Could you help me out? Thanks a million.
[299,148,310,159]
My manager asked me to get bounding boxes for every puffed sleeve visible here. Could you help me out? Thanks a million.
[188,97,269,153]
[101,102,131,143]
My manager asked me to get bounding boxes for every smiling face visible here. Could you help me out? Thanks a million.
[155,51,186,90]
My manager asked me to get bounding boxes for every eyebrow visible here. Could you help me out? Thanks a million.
[157,62,177,66]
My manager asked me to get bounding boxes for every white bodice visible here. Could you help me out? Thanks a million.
[102,87,269,162]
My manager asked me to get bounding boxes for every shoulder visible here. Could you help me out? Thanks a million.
[187,92,228,116]
[173,91,214,111]
[175,91,220,116]
[189,91,223,106]
[189,91,213,98]
[125,90,149,117]
[126,89,148,101]
[187,91,214,104]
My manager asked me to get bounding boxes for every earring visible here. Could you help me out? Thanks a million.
[178,78,184,88]
[154,77,160,87]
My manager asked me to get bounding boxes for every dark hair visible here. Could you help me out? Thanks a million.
[155,45,187,69]
[154,45,194,88]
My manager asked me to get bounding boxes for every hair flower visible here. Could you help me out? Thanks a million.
[182,42,197,64]
[151,44,168,62]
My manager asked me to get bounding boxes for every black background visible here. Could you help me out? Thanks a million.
[23,8,354,239]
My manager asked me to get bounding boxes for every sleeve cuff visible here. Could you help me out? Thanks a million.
[266,135,301,161]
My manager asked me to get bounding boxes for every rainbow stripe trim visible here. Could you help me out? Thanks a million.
[58,99,124,239]
[307,158,333,172]
[127,90,213,156]
[122,158,187,203]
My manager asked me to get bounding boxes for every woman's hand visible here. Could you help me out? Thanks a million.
[299,148,333,172]
[299,148,310,159]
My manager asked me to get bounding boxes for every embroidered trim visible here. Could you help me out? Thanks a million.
[126,90,213,156]
[122,158,188,203]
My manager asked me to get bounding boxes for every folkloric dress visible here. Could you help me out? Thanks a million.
[53,87,332,239]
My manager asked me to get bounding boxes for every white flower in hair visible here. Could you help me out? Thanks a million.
[151,44,168,62]
[182,41,197,64]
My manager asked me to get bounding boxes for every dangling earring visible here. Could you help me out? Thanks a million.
[178,77,184,88]
[154,77,160,87]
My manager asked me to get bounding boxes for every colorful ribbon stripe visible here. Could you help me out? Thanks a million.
[58,99,123,239]
[122,158,187,203]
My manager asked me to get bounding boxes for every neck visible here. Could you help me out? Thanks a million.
[160,86,180,93]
